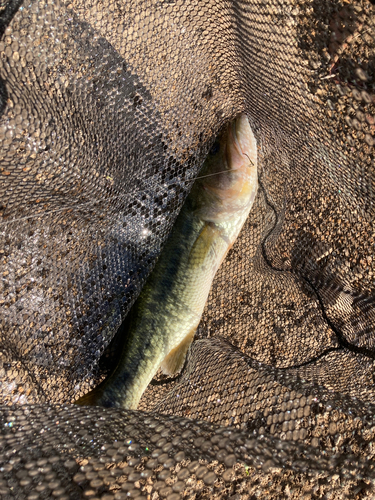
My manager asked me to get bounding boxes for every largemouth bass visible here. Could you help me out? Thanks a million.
[75,114,258,409]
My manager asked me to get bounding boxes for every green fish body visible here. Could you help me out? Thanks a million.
[75,114,258,409]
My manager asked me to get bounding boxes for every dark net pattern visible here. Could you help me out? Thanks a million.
[1,0,375,498]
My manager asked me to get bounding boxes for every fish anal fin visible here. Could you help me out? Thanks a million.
[160,327,196,375]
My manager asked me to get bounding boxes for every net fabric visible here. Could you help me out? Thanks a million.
[1,402,374,500]
[1,0,375,498]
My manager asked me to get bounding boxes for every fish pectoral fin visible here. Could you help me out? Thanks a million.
[189,222,220,268]
[160,327,196,375]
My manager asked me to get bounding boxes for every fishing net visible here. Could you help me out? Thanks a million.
[1,0,375,497]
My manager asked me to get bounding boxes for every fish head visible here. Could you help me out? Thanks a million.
[193,114,258,223]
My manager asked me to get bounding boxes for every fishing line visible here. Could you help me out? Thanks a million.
[0,157,256,226]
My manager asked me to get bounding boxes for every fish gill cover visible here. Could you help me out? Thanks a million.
[0,0,375,498]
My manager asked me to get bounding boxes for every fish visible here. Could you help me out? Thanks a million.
[75,114,258,409]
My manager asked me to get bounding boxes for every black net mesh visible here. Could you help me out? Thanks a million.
[1,0,375,498]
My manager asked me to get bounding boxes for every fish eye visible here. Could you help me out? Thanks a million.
[209,140,220,155]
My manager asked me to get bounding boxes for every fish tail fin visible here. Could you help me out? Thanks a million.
[160,326,196,375]
[74,384,107,406]
[74,390,98,406]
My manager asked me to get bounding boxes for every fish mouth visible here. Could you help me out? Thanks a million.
[231,118,243,156]
[229,114,256,171]
[225,115,250,173]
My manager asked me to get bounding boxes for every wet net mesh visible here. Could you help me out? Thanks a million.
[1,0,375,498]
